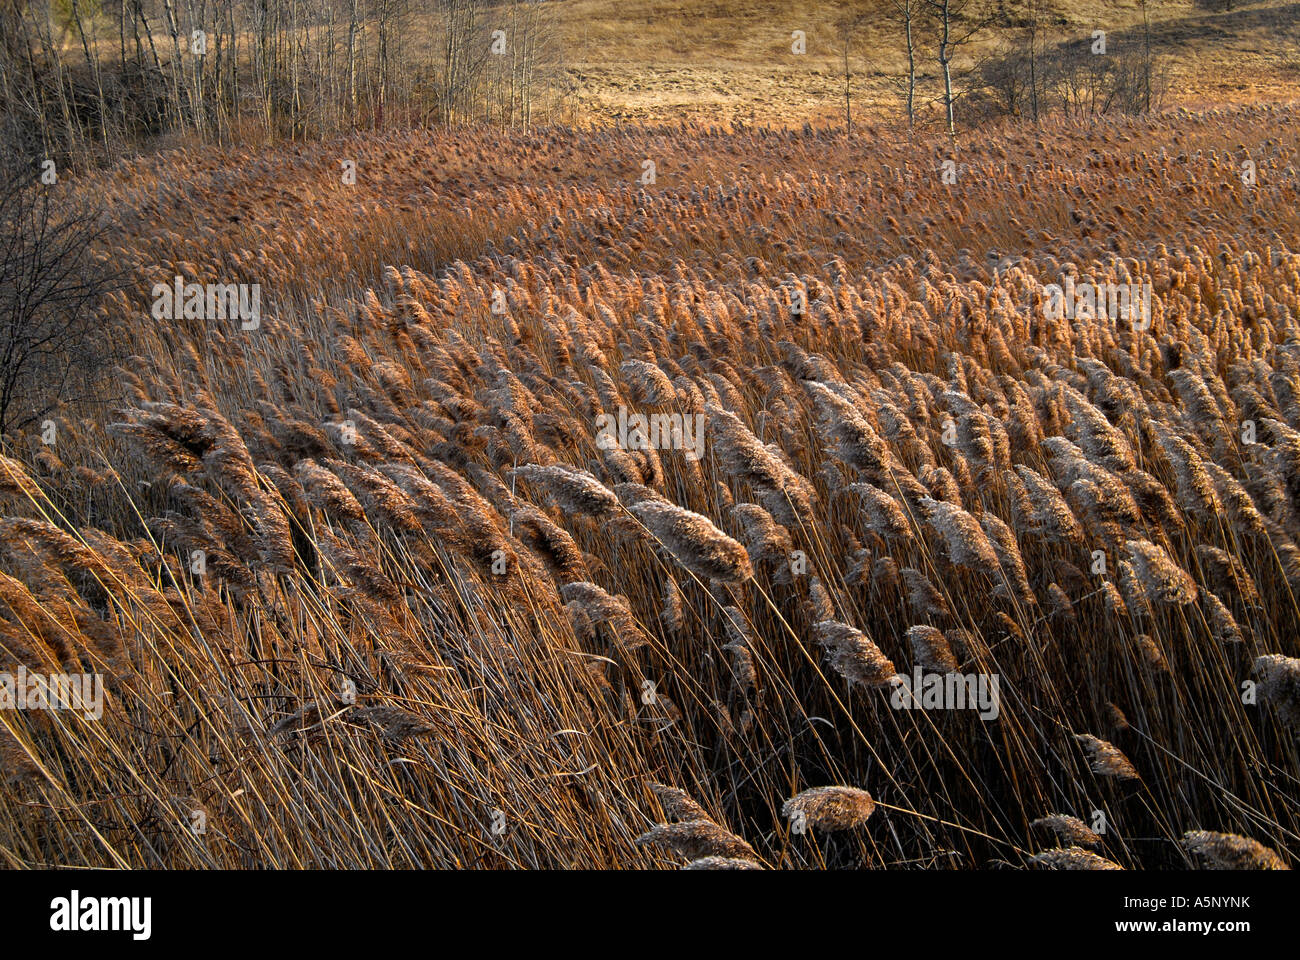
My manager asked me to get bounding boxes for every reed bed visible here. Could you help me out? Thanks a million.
[2,105,1300,868]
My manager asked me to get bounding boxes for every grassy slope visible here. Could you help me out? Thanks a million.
[544,0,1300,124]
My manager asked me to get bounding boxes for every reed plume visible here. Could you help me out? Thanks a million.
[513,463,620,519]
[1030,814,1102,848]
[813,620,897,688]
[782,785,876,832]
[630,500,752,583]
[1029,847,1123,870]
[1181,830,1289,870]
[1076,734,1140,780]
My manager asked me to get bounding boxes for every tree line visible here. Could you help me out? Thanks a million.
[0,0,568,166]
[840,0,1171,136]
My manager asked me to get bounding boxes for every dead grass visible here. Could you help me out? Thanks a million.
[1,103,1299,868]
[547,0,1300,125]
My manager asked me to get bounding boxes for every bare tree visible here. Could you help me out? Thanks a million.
[834,10,869,136]
[1139,0,1153,112]
[978,26,1166,123]
[923,0,993,136]
[0,0,564,156]
[884,0,922,128]
[0,160,119,437]
[1025,0,1039,123]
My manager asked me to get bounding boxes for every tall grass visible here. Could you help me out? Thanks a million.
[2,105,1299,868]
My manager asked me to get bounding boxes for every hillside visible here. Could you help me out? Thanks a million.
[545,0,1300,124]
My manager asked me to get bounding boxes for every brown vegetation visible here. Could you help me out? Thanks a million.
[1,102,1299,868]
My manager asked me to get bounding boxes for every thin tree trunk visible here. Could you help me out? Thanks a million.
[69,0,110,146]
[940,0,956,137]
[842,36,851,135]
[905,1,916,127]
[1140,0,1152,112]
[1028,0,1038,123]
[348,0,359,127]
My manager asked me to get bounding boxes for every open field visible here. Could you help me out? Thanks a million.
[548,0,1300,125]
[1,99,1298,868]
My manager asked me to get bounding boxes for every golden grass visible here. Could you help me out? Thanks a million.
[550,0,1300,125]
[2,102,1300,868]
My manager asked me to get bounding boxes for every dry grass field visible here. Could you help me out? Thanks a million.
[547,0,1300,125]
[1,92,1299,868]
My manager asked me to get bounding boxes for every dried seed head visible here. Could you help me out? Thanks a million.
[513,507,589,583]
[1029,847,1123,870]
[514,463,619,519]
[805,575,836,623]
[1133,633,1169,673]
[804,380,890,474]
[782,785,876,832]
[1252,654,1300,729]
[294,459,366,523]
[731,502,795,579]
[1202,592,1245,644]
[1076,733,1140,780]
[1181,830,1289,870]
[708,404,816,527]
[630,499,752,583]
[1015,465,1084,544]
[1125,539,1197,606]
[0,455,42,501]
[680,856,764,870]
[1062,387,1136,471]
[635,820,759,862]
[920,497,999,571]
[1031,814,1103,848]
[979,513,1037,607]
[351,705,437,742]
[813,620,897,688]
[560,581,651,651]
[619,360,676,405]
[648,782,710,822]
[906,624,959,674]
[1195,544,1261,607]
[900,567,952,621]
[1104,701,1131,733]
[1100,580,1128,619]
[720,606,758,692]
[1156,428,1223,519]
[844,483,913,542]
[661,578,685,634]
